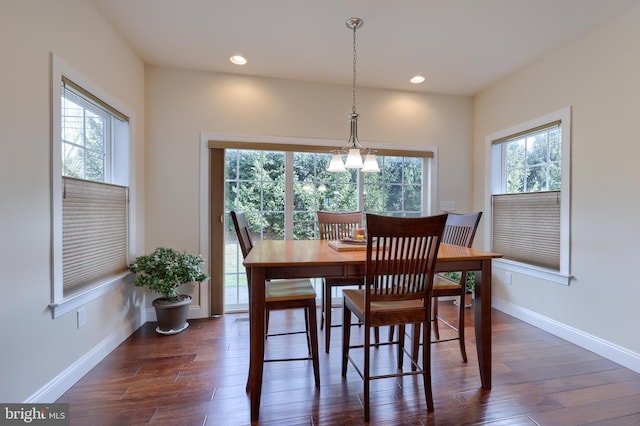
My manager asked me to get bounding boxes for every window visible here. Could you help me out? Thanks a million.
[363,156,424,216]
[223,148,428,310]
[487,107,571,285]
[50,55,131,318]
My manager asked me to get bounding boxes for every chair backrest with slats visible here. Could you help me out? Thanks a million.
[230,211,254,259]
[442,212,482,247]
[317,211,363,240]
[364,213,447,305]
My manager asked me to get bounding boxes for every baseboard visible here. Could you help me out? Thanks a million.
[492,297,640,374]
[25,312,146,403]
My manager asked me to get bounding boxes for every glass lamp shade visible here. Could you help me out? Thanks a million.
[327,153,346,172]
[344,148,364,169]
[362,153,380,172]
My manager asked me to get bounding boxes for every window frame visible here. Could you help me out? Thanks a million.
[484,107,572,285]
[50,54,134,318]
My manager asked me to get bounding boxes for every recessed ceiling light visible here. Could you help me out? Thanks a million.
[230,55,247,65]
[410,75,425,84]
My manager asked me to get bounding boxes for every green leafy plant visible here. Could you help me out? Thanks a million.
[128,247,210,299]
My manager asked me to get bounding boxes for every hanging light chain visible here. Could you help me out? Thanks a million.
[352,22,357,115]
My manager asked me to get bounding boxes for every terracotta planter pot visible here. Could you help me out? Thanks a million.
[454,292,474,308]
[152,294,192,335]
[464,291,473,308]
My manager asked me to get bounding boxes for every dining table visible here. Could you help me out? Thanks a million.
[242,239,502,421]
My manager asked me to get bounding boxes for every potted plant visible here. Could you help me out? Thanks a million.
[128,247,210,335]
[462,272,475,308]
[445,271,475,308]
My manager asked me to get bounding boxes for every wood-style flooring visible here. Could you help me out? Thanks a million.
[56,301,640,425]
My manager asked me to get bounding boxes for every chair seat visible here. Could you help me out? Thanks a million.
[343,289,424,315]
[433,275,462,293]
[266,279,316,302]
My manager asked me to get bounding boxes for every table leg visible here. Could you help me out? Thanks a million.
[474,259,492,389]
[249,266,266,421]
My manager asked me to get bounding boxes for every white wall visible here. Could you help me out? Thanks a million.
[144,66,474,308]
[17,0,632,403]
[0,0,145,401]
[474,5,640,366]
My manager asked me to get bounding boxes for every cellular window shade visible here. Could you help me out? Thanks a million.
[492,191,560,270]
[62,177,129,294]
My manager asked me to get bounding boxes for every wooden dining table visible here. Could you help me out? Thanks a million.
[243,239,502,421]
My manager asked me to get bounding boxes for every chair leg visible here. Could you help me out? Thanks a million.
[388,325,395,342]
[397,324,405,369]
[432,297,440,340]
[324,281,332,353]
[265,307,270,339]
[341,304,352,377]
[422,317,434,412]
[411,323,420,372]
[304,306,312,355]
[246,292,253,394]
[458,292,468,363]
[364,322,371,423]
[320,280,326,330]
[307,303,321,387]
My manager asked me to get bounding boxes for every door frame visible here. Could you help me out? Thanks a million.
[199,132,439,316]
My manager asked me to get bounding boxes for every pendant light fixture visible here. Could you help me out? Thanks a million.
[327,17,379,173]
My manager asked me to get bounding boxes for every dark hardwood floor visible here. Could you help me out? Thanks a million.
[57,301,640,425]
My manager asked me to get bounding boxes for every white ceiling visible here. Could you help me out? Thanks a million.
[89,0,640,96]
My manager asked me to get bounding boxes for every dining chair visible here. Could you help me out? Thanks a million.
[393,211,483,364]
[430,212,482,362]
[230,211,320,388]
[341,213,447,422]
[317,210,365,353]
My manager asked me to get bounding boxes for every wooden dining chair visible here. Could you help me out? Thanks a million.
[317,210,364,352]
[230,211,320,388]
[341,213,447,422]
[430,212,482,362]
[395,212,483,364]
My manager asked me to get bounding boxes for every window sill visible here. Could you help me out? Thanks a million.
[493,259,572,286]
[49,272,133,319]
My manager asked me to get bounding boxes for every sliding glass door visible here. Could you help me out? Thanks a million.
[223,149,426,312]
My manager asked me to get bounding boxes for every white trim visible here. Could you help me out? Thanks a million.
[48,272,132,319]
[493,297,640,374]
[25,312,145,402]
[425,146,438,215]
[484,106,571,280]
[493,259,571,286]
[194,133,210,319]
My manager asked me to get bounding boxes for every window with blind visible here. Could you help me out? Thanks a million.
[488,107,571,284]
[62,177,128,294]
[50,54,131,318]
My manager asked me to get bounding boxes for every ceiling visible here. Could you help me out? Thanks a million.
[89,0,640,96]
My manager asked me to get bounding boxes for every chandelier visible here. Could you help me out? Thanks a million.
[327,18,379,172]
